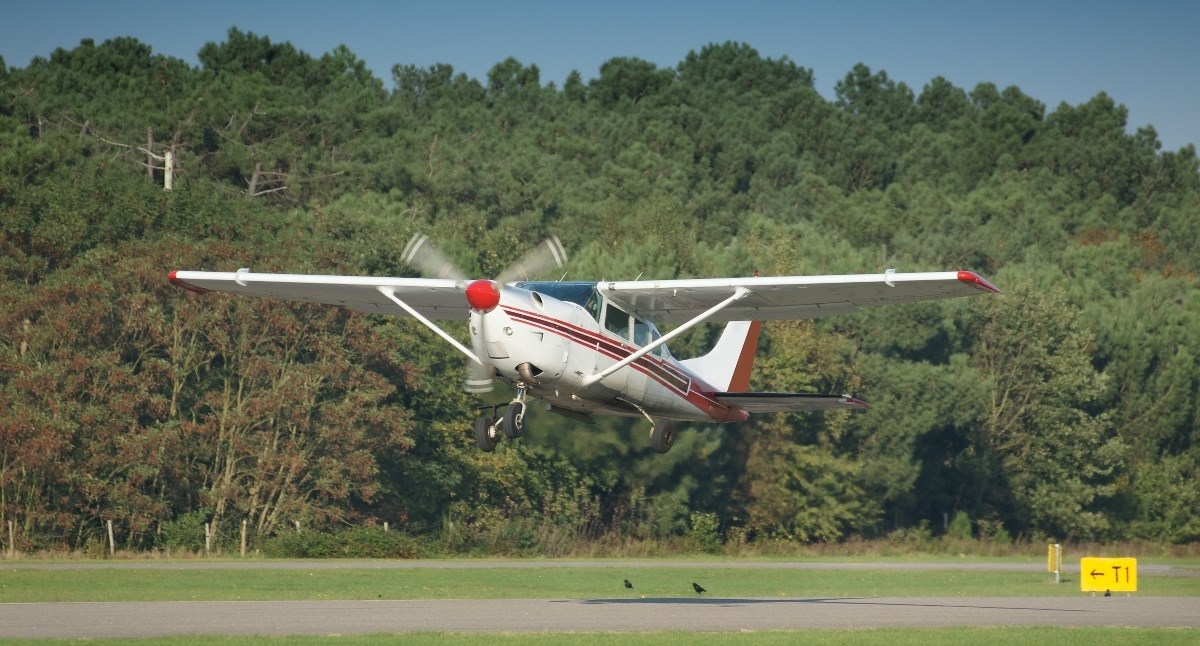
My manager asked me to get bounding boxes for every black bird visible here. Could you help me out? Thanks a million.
[692,582,706,595]
[624,579,633,589]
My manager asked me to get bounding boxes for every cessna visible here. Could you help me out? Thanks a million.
[169,235,1000,453]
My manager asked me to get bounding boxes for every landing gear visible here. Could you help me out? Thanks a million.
[650,421,676,453]
[473,382,530,451]
[502,383,529,439]
[475,415,497,452]
[503,401,525,439]
[625,400,676,454]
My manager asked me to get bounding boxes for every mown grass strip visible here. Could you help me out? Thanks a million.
[2,565,1197,602]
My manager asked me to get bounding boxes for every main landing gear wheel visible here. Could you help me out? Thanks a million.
[475,416,497,452]
[650,421,676,453]
[503,402,526,439]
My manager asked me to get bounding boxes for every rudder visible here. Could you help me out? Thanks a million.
[679,320,762,392]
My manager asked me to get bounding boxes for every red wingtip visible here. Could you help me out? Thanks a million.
[957,271,1002,294]
[842,395,871,409]
[169,271,210,294]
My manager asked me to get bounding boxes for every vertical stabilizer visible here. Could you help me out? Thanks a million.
[679,321,762,392]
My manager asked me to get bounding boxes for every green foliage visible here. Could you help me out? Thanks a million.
[159,510,210,552]
[2,31,1199,553]
[260,529,341,558]
[685,512,722,554]
[948,511,973,540]
[260,526,422,558]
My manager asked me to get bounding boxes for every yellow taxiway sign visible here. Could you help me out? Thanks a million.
[1080,557,1137,593]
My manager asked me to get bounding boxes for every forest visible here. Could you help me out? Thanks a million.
[1,30,1198,555]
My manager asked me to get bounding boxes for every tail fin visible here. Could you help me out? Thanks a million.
[679,321,762,392]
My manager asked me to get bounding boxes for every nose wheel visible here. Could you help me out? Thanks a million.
[502,400,526,438]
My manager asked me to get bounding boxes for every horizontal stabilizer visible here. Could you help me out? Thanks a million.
[715,392,869,412]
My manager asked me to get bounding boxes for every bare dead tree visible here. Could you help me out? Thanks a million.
[247,161,289,198]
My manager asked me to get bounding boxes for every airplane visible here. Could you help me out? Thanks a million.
[169,235,1000,453]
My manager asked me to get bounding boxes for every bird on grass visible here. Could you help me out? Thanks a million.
[692,582,706,595]
[624,579,633,589]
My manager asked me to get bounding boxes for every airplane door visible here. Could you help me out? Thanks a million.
[595,302,630,394]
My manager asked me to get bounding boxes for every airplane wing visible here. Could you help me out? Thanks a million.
[598,270,999,324]
[168,270,469,320]
[715,392,870,412]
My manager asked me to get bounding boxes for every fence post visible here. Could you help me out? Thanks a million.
[240,519,247,557]
[107,520,115,557]
[7,520,14,558]
[204,522,211,556]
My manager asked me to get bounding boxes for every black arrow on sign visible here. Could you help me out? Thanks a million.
[1090,569,1104,578]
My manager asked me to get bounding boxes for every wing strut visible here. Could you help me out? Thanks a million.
[581,287,752,387]
[376,286,482,366]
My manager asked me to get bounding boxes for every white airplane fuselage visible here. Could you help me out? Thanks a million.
[474,284,746,424]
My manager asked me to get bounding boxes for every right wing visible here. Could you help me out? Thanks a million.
[714,392,870,412]
[600,270,1000,324]
[169,270,468,320]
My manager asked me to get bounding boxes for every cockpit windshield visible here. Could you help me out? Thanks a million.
[515,281,598,312]
[515,281,671,358]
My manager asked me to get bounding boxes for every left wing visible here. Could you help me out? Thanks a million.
[169,270,468,320]
[715,392,870,412]
[600,270,999,324]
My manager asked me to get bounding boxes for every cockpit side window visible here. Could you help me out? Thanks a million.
[603,303,630,341]
[633,319,651,347]
[585,289,602,322]
[601,302,671,358]
[632,315,670,358]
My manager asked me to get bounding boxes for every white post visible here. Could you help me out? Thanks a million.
[7,520,14,558]
[204,522,211,556]
[107,520,115,557]
[383,521,388,532]
[240,519,248,557]
[164,149,175,190]
[1055,543,1063,584]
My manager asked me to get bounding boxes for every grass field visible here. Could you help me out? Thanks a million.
[2,560,1197,602]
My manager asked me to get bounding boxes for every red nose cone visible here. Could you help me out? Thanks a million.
[465,279,501,311]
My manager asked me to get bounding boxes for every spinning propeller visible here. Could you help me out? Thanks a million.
[402,233,567,392]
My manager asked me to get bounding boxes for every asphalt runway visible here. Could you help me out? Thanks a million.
[5,596,1200,638]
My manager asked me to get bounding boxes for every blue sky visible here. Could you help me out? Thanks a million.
[3,1,1197,151]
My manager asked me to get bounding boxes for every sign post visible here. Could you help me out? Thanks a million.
[1080,557,1137,594]
[1047,543,1062,583]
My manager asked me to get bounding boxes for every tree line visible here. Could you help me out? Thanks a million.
[2,30,1198,554]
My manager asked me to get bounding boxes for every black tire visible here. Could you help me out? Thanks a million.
[651,421,675,453]
[475,416,497,452]
[502,402,525,439]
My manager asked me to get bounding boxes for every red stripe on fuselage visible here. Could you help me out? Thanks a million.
[502,305,741,421]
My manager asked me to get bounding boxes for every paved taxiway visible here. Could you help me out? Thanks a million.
[5,596,1199,638]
